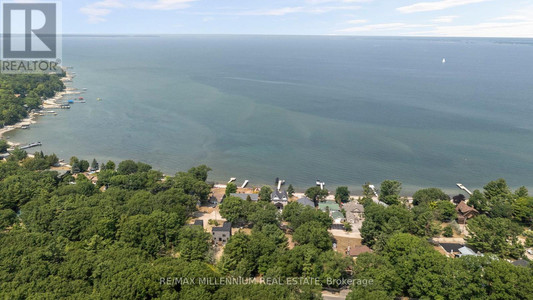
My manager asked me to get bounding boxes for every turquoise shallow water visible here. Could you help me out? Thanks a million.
[7,36,533,194]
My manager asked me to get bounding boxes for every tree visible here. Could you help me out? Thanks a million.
[335,186,350,204]
[434,200,457,222]
[305,186,328,202]
[362,182,374,199]
[515,186,529,198]
[178,226,211,262]
[117,160,138,175]
[91,159,99,170]
[9,147,27,161]
[442,226,453,237]
[219,196,249,225]
[412,188,449,205]
[466,215,524,259]
[292,221,332,251]
[379,180,401,205]
[105,160,116,171]
[0,139,9,153]
[287,184,295,198]
[483,178,511,201]
[225,182,237,196]
[258,186,273,202]
[468,190,490,214]
[187,165,211,182]
[79,160,90,173]
[0,208,17,229]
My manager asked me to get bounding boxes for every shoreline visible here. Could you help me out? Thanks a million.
[0,70,79,147]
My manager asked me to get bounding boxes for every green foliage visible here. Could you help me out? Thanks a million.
[304,186,328,202]
[442,225,454,237]
[225,182,237,196]
[0,208,17,229]
[434,200,457,222]
[379,180,402,205]
[412,187,449,205]
[259,186,273,202]
[334,186,350,203]
[178,226,211,262]
[287,184,295,198]
[8,147,27,161]
[466,215,524,259]
[282,202,332,230]
[292,221,332,251]
[0,139,8,153]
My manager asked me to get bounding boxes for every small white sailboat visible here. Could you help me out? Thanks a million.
[442,58,446,64]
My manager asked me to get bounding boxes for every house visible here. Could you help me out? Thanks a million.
[193,220,204,227]
[456,201,479,224]
[440,243,464,256]
[271,190,289,209]
[318,202,340,213]
[229,193,259,202]
[512,259,530,267]
[297,196,315,208]
[347,245,373,258]
[440,243,480,258]
[212,222,232,244]
[458,246,479,257]
[343,201,364,224]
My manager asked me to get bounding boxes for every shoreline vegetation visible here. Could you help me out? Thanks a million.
[0,74,532,299]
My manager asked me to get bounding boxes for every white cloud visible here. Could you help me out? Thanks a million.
[432,15,459,23]
[398,0,492,14]
[427,21,533,37]
[80,0,196,23]
[134,0,196,11]
[306,0,372,3]
[336,22,431,33]
[233,6,361,16]
[347,19,367,24]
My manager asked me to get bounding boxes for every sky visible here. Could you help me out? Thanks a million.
[62,0,533,37]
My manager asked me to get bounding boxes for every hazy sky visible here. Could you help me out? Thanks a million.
[65,0,533,37]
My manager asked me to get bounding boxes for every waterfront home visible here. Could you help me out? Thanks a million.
[271,190,289,210]
[318,202,340,213]
[347,245,372,258]
[342,201,364,224]
[212,222,232,245]
[456,201,479,224]
[297,196,315,208]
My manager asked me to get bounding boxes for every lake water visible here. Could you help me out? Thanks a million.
[7,35,533,194]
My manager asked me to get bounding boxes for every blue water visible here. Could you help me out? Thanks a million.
[7,36,533,193]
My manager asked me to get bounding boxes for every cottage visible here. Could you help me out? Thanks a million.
[342,201,364,224]
[456,201,479,224]
[347,245,373,258]
[271,190,289,210]
[212,222,232,244]
[297,196,315,208]
[318,202,340,213]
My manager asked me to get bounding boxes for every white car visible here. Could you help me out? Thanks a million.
[527,249,533,255]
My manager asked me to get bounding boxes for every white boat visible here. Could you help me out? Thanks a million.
[442,58,446,64]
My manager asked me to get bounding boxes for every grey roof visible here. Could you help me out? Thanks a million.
[297,196,315,208]
[212,222,232,232]
[512,259,530,267]
[230,193,259,201]
[440,243,464,253]
[193,220,204,227]
[343,201,364,213]
[271,190,288,201]
[458,246,477,256]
